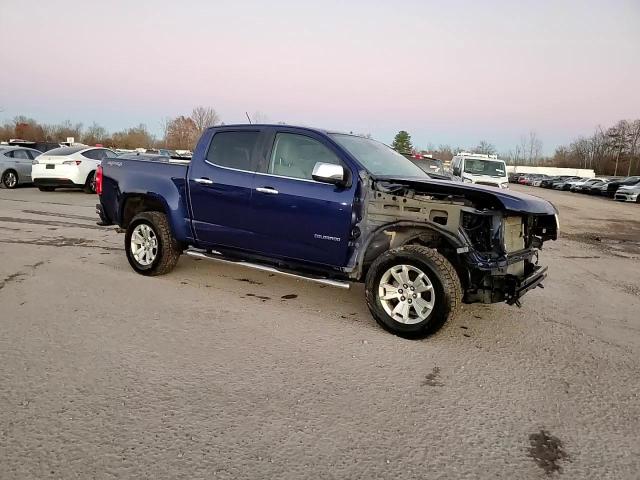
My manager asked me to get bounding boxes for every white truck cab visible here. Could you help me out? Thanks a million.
[450,153,509,189]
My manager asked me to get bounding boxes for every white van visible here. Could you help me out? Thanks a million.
[450,153,509,189]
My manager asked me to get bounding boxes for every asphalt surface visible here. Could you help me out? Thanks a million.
[1,185,639,479]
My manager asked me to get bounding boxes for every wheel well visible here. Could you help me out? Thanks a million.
[361,226,466,286]
[2,168,18,177]
[85,170,96,183]
[121,195,167,228]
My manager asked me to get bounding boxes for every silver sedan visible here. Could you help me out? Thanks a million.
[0,146,42,188]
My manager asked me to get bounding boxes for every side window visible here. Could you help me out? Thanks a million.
[4,151,14,158]
[206,131,259,171]
[13,149,30,160]
[103,150,117,158]
[268,133,342,181]
[26,150,40,160]
[81,150,100,160]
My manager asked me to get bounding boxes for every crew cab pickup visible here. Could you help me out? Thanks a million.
[96,125,559,338]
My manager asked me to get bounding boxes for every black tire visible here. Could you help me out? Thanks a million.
[2,170,18,189]
[83,171,96,193]
[125,211,181,276]
[365,245,462,339]
[38,186,55,192]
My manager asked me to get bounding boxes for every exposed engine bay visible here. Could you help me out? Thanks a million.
[347,175,559,305]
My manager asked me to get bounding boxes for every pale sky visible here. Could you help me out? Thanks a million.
[1,0,638,153]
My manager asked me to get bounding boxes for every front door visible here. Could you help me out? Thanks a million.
[189,129,261,250]
[250,130,355,267]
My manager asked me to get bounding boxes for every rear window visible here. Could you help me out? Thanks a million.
[206,131,259,171]
[44,146,86,156]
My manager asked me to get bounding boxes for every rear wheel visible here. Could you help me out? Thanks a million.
[125,211,181,276]
[365,245,462,339]
[2,170,18,189]
[83,171,96,193]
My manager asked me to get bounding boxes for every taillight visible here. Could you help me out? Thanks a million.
[96,165,103,195]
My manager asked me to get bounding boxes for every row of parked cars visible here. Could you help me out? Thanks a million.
[0,144,185,192]
[509,173,640,203]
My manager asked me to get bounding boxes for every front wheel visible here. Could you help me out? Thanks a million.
[125,211,181,276]
[365,245,462,339]
[2,170,18,189]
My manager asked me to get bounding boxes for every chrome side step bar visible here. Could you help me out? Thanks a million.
[185,250,351,289]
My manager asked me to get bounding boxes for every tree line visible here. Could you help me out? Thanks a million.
[392,119,640,176]
[4,110,638,176]
[391,130,500,161]
[0,106,221,151]
[550,120,640,176]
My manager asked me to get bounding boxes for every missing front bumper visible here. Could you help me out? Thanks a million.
[505,265,548,305]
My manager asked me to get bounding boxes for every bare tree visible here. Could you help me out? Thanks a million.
[527,131,543,165]
[627,120,640,176]
[475,140,497,155]
[165,116,199,150]
[111,124,155,149]
[190,106,220,133]
[607,120,630,176]
[83,122,108,146]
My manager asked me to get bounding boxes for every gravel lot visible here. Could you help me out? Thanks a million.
[1,185,638,479]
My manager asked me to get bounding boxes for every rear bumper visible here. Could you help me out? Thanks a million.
[33,178,81,188]
[32,164,86,185]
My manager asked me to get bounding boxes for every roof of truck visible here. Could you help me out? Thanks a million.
[208,124,353,136]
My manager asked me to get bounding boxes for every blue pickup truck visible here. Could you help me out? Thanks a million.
[96,125,558,338]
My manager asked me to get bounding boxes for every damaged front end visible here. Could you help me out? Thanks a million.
[349,175,559,306]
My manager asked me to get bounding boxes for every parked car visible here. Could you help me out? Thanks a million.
[585,179,615,195]
[508,173,522,183]
[614,183,640,203]
[31,145,118,193]
[96,124,558,339]
[530,175,550,187]
[570,178,602,192]
[540,176,558,188]
[404,154,449,178]
[0,146,42,188]
[450,153,509,188]
[520,174,543,186]
[554,177,587,190]
[540,176,576,189]
[602,176,640,198]
[567,178,600,192]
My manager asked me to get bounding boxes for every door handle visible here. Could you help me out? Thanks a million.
[194,177,214,185]
[256,187,279,195]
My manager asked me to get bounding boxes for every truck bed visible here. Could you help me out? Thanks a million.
[98,154,193,243]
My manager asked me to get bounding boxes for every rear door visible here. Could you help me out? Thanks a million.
[15,149,36,180]
[250,128,356,267]
[188,129,262,250]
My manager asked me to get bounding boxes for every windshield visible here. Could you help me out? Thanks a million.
[330,134,427,177]
[463,158,506,177]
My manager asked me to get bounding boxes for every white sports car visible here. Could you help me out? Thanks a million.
[32,146,117,193]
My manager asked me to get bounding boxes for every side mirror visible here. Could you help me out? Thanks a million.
[312,162,347,186]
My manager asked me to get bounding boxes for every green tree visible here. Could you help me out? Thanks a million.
[392,130,413,154]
